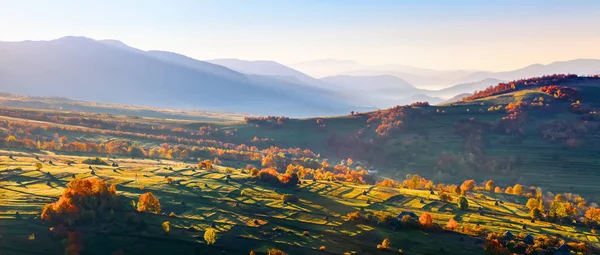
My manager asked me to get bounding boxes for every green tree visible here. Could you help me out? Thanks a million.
[530,208,543,220]
[457,196,469,210]
[526,198,540,211]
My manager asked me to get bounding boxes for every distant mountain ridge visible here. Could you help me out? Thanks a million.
[206,58,328,88]
[0,36,351,117]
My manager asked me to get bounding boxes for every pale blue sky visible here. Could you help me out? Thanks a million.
[1,0,599,70]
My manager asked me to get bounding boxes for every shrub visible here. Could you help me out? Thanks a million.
[82,157,108,165]
[137,192,161,214]
[250,168,259,177]
[34,162,43,170]
[303,231,310,236]
[204,228,218,245]
[281,194,299,204]
[319,246,326,251]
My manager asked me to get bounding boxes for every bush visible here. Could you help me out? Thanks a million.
[319,246,326,251]
[82,157,108,165]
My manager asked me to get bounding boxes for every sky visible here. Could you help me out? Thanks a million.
[1,0,599,71]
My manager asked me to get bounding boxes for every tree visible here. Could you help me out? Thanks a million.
[419,212,434,227]
[457,196,469,210]
[137,192,161,214]
[585,207,600,225]
[512,184,523,196]
[484,239,509,255]
[526,198,540,211]
[162,221,171,234]
[460,180,476,192]
[485,180,496,191]
[439,192,453,202]
[494,187,502,193]
[34,162,43,171]
[446,218,458,230]
[204,228,217,245]
[530,208,543,220]
[377,238,392,250]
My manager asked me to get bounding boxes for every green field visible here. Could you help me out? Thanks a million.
[1,152,598,254]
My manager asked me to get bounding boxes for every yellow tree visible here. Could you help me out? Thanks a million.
[460,180,476,192]
[204,228,218,245]
[137,192,161,214]
[34,162,43,171]
[512,184,524,196]
[585,207,600,224]
[419,212,434,227]
[485,180,496,191]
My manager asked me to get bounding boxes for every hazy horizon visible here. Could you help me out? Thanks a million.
[1,0,599,72]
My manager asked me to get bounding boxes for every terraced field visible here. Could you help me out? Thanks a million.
[2,151,598,254]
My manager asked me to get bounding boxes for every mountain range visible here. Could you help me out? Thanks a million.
[0,36,599,116]
[0,37,353,117]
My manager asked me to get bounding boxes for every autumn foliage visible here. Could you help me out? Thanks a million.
[41,178,119,225]
[137,192,161,214]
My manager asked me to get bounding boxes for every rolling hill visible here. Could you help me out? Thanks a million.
[456,59,600,84]
[0,37,351,117]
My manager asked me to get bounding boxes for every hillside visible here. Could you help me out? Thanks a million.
[1,74,600,254]
[1,153,598,255]
[0,37,350,117]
